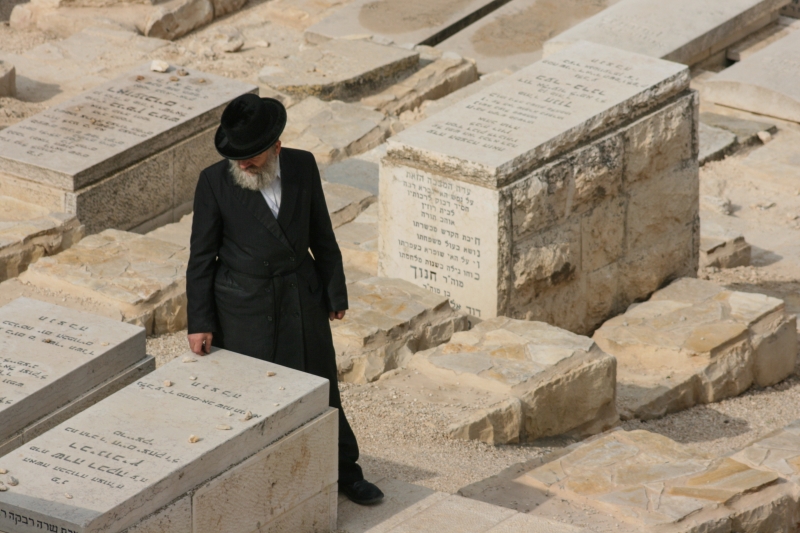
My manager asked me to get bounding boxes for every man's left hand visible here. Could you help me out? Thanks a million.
[329,310,346,321]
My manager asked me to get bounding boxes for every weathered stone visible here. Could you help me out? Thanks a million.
[436,0,616,74]
[698,122,737,164]
[379,42,695,332]
[519,430,793,532]
[784,0,800,16]
[420,69,509,119]
[727,15,800,60]
[259,39,419,100]
[447,397,522,446]
[143,0,213,40]
[0,229,189,335]
[544,0,789,66]
[705,30,800,123]
[0,61,15,98]
[0,297,147,451]
[700,221,751,268]
[0,349,331,533]
[146,213,193,248]
[332,276,469,383]
[322,181,376,229]
[732,420,800,481]
[411,317,618,443]
[594,278,796,420]
[699,112,777,145]
[321,144,385,196]
[361,54,478,115]
[283,97,400,165]
[336,203,379,282]
[305,0,513,48]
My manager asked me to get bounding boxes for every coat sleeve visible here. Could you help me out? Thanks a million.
[307,154,348,312]
[186,170,222,333]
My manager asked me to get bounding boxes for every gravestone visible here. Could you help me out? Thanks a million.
[0,348,335,533]
[543,0,790,67]
[0,63,256,234]
[304,0,513,47]
[379,41,698,334]
[703,30,800,123]
[0,297,150,456]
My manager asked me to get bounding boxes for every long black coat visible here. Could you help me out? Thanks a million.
[186,148,348,372]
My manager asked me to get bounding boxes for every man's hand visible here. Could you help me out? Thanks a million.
[188,332,213,355]
[329,310,346,321]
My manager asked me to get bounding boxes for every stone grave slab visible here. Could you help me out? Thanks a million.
[322,181,376,229]
[304,0,512,47]
[0,348,332,533]
[518,430,794,532]
[259,39,419,100]
[332,276,469,383]
[321,143,386,196]
[420,69,509,119]
[0,229,189,336]
[408,316,618,444]
[727,14,800,61]
[0,297,148,455]
[336,203,379,282]
[699,112,777,145]
[379,41,697,333]
[700,221,751,268]
[0,196,83,283]
[593,278,796,421]
[436,0,619,74]
[705,29,800,123]
[698,122,736,165]
[0,63,254,234]
[543,0,789,66]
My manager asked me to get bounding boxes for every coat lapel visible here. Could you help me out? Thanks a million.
[277,151,298,231]
[226,169,294,252]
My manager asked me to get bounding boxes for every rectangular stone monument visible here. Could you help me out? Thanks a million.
[0,63,256,234]
[379,41,699,334]
[304,0,512,48]
[543,0,790,67]
[0,297,150,456]
[703,30,800,123]
[0,348,336,533]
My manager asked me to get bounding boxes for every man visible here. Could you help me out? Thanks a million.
[186,93,383,505]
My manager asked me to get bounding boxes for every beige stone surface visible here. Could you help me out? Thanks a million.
[420,69,510,119]
[284,97,401,165]
[700,221,751,268]
[193,409,338,533]
[727,15,800,61]
[332,276,469,383]
[146,213,193,248]
[259,39,419,100]
[337,203,379,282]
[322,181,376,229]
[124,496,192,533]
[261,483,337,533]
[361,54,478,116]
[0,229,189,335]
[0,61,15,98]
[411,317,618,443]
[594,278,797,421]
[143,0,213,39]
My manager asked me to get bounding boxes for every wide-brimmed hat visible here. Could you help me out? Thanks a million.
[215,94,287,160]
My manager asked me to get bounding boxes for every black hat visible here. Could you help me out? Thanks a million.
[215,94,287,160]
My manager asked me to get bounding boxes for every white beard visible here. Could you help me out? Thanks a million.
[229,153,279,191]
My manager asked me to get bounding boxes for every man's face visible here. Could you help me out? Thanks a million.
[238,141,281,174]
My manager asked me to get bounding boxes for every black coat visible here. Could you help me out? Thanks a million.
[186,148,348,372]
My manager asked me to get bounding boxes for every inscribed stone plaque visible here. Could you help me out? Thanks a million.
[0,297,145,445]
[0,64,256,191]
[704,30,800,123]
[543,0,789,65]
[0,349,329,533]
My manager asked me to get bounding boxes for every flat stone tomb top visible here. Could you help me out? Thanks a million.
[305,0,505,47]
[0,349,329,533]
[0,64,256,191]
[544,0,788,63]
[705,29,800,122]
[0,297,144,445]
[388,41,688,187]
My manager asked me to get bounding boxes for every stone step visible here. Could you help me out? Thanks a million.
[332,276,469,383]
[395,316,618,444]
[593,278,797,421]
[338,477,588,532]
[460,428,798,532]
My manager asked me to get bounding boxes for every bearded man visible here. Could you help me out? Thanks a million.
[186,93,383,505]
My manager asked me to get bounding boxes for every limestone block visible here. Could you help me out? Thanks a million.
[2,229,189,335]
[332,276,469,383]
[0,61,15,98]
[124,496,192,533]
[361,55,479,116]
[321,143,385,196]
[594,278,797,420]
[146,213,193,248]
[420,69,510,119]
[193,409,338,533]
[284,98,400,165]
[447,397,522,446]
[732,419,800,481]
[259,39,419,101]
[698,122,737,165]
[143,0,214,40]
[383,495,518,532]
[520,430,791,531]
[322,181,376,229]
[700,221,751,268]
[728,15,800,61]
[258,483,337,533]
[485,513,589,533]
[699,112,777,145]
[411,317,618,443]
[336,203,379,281]
[173,127,219,209]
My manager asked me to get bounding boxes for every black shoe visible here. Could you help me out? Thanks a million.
[340,479,384,505]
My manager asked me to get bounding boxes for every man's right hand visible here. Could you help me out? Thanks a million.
[188,332,213,355]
